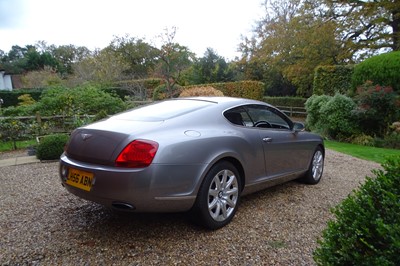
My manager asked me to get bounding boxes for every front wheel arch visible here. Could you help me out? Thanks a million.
[300,145,325,185]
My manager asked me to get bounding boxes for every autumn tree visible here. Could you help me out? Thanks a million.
[70,48,129,85]
[21,66,63,88]
[239,0,346,96]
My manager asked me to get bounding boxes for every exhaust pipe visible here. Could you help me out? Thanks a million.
[112,202,136,211]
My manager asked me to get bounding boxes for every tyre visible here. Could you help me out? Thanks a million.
[301,146,324,184]
[192,161,241,230]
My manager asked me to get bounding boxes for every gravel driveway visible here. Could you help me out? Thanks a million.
[0,150,380,265]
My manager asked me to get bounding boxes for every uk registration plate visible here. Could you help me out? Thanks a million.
[66,168,94,191]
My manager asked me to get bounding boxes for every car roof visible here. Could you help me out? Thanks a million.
[179,96,267,106]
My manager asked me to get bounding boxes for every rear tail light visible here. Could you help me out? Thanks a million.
[115,140,159,168]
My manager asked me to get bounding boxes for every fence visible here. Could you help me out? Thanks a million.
[276,106,307,117]
[0,114,95,137]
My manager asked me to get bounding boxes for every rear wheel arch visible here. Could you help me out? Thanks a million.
[214,157,245,192]
[191,158,244,229]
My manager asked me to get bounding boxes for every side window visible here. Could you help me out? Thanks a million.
[224,107,252,127]
[246,105,291,130]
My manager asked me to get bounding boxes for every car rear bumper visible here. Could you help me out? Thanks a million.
[59,154,207,212]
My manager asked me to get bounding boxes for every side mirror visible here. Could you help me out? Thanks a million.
[293,122,305,132]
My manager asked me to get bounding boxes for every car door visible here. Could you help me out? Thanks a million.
[245,104,310,178]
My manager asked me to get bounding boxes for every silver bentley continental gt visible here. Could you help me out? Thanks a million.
[59,97,324,229]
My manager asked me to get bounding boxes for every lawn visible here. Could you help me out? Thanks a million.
[0,139,37,152]
[325,140,400,164]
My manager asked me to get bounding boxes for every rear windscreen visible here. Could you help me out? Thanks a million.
[111,99,214,121]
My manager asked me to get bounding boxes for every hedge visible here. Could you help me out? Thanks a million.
[351,51,400,93]
[0,89,44,107]
[314,157,400,265]
[263,96,306,107]
[184,80,265,100]
[313,65,354,95]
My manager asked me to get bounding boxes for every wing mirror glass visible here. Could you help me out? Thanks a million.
[293,122,305,132]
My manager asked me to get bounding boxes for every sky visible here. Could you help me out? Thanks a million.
[0,0,264,60]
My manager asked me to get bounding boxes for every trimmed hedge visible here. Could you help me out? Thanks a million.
[184,80,264,100]
[351,51,400,93]
[36,133,69,160]
[314,157,400,265]
[0,89,44,107]
[263,96,306,107]
[313,65,354,95]
[153,84,182,100]
[179,86,224,97]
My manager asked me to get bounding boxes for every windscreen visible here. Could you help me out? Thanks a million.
[111,99,214,121]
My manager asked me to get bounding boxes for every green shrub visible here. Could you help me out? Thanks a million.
[17,94,36,106]
[305,94,357,139]
[37,85,125,116]
[374,126,400,149]
[319,94,357,139]
[305,94,331,131]
[1,104,39,116]
[314,157,400,266]
[313,65,354,95]
[352,81,400,137]
[382,133,400,149]
[351,51,400,93]
[350,134,375,146]
[36,134,69,160]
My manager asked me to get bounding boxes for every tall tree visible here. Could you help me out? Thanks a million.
[324,0,400,59]
[108,35,159,79]
[49,44,91,76]
[187,48,234,84]
[155,27,194,97]
[24,46,59,72]
[0,45,28,73]
[0,43,83,75]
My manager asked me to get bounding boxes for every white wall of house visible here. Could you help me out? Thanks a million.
[0,71,13,91]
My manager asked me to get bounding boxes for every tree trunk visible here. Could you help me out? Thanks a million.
[392,8,400,50]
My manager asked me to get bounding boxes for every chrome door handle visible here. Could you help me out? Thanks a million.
[263,137,272,143]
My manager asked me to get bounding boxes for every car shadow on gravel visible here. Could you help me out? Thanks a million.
[58,199,205,237]
[57,180,302,238]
